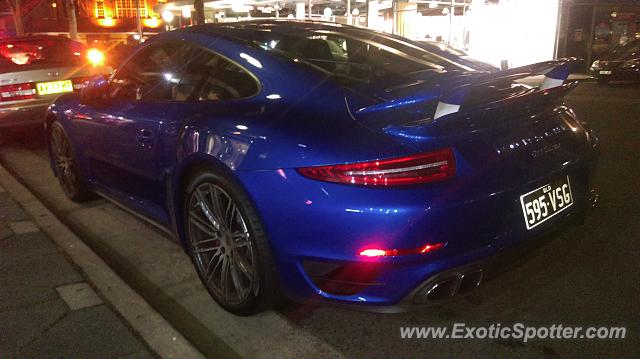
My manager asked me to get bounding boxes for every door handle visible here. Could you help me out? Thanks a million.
[136,129,154,148]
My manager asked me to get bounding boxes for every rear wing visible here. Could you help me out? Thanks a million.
[352,58,583,121]
[433,57,583,120]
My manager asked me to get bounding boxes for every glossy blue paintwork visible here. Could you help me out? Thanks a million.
[46,21,598,308]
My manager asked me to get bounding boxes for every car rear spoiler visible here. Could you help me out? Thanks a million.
[432,57,583,120]
[352,57,583,122]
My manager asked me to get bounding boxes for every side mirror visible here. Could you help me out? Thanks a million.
[80,75,109,106]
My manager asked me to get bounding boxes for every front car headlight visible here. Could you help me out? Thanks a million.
[590,60,601,70]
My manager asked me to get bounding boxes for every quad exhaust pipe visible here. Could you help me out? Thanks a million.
[413,269,484,304]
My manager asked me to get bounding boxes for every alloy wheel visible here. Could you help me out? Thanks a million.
[187,182,257,306]
[51,125,79,196]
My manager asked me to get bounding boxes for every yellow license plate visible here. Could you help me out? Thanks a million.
[36,80,74,95]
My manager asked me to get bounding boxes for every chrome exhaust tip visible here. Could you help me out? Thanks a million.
[413,269,484,304]
[457,269,483,294]
[425,276,461,301]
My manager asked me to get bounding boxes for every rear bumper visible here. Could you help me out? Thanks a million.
[0,100,50,128]
[237,153,598,308]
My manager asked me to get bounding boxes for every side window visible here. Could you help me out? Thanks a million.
[110,42,258,102]
[171,45,259,102]
[110,42,184,102]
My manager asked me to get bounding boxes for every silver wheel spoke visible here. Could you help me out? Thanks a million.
[194,246,219,254]
[194,245,220,254]
[204,249,223,282]
[193,237,219,246]
[193,237,220,254]
[225,203,237,229]
[229,261,245,299]
[232,231,250,247]
[195,188,221,230]
[189,211,217,237]
[233,251,254,281]
[220,257,230,300]
[208,184,226,228]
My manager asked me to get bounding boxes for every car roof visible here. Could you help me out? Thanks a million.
[179,20,372,43]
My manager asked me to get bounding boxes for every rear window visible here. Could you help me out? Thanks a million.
[0,38,86,71]
[251,30,470,85]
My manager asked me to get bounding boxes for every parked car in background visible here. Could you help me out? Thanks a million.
[590,39,640,84]
[46,21,598,315]
[0,36,111,129]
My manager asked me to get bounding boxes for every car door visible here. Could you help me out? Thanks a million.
[72,41,261,225]
[72,41,186,224]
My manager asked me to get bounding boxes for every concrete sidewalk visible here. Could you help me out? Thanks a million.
[0,183,156,358]
[0,164,208,359]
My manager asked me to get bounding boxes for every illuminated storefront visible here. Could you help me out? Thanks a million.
[156,0,563,68]
[557,0,640,67]
[91,0,163,29]
[384,0,561,68]
[1,0,164,42]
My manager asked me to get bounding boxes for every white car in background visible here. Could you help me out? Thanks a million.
[0,35,110,129]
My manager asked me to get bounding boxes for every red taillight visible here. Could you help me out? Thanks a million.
[0,82,36,101]
[359,249,387,257]
[359,242,446,257]
[296,148,456,187]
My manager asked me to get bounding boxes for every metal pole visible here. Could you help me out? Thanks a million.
[392,0,397,35]
[347,0,351,25]
[135,0,143,43]
[553,0,563,59]
[194,0,205,25]
[586,0,598,70]
[448,0,453,44]
[365,0,369,27]
[67,0,78,40]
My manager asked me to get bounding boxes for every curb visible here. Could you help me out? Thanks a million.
[0,164,206,359]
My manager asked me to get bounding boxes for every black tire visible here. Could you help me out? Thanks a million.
[183,168,282,315]
[49,121,93,202]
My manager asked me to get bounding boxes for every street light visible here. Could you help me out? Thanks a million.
[162,10,174,23]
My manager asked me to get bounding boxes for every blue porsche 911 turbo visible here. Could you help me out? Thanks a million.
[45,20,599,315]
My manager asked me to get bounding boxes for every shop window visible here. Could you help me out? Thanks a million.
[95,0,105,18]
[115,0,147,18]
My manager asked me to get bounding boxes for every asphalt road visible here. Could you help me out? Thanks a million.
[1,81,638,358]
